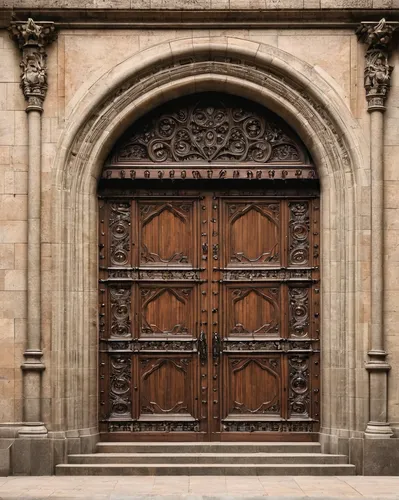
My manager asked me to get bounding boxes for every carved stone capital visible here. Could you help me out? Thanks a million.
[356,19,398,112]
[8,19,57,110]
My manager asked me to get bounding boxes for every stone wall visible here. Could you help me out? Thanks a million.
[0,3,399,474]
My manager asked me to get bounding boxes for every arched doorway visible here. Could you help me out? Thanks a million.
[98,92,320,442]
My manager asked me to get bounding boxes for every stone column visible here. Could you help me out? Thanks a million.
[9,19,57,438]
[357,19,397,439]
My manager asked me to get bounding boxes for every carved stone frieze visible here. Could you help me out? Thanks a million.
[9,19,57,109]
[356,19,398,111]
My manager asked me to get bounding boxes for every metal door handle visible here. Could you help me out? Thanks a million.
[198,331,207,363]
[212,332,221,359]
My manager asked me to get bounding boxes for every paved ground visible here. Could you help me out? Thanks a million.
[1,476,399,499]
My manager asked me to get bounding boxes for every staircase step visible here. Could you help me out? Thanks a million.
[96,442,322,454]
[68,452,347,465]
[56,463,355,476]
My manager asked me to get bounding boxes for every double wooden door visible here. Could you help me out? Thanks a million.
[98,186,320,441]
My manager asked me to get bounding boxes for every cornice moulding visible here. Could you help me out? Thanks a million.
[1,8,399,29]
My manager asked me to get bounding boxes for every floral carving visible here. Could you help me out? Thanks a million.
[109,202,131,266]
[109,356,131,417]
[289,356,310,417]
[107,96,304,164]
[356,19,398,110]
[289,288,309,338]
[289,202,310,266]
[9,19,57,109]
[110,287,131,338]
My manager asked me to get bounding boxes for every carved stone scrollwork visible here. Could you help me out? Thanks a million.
[9,19,57,110]
[356,19,398,111]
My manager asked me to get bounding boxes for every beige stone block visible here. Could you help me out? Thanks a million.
[385,181,399,209]
[3,170,14,194]
[14,172,27,195]
[0,195,27,221]
[10,146,28,171]
[0,84,6,111]
[0,318,14,342]
[6,83,25,112]
[4,270,27,291]
[14,243,26,270]
[0,291,26,319]
[0,112,14,146]
[384,118,399,147]
[0,146,10,165]
[14,111,28,147]
[0,50,18,83]
[0,345,15,369]
[277,34,351,101]
[64,34,140,106]
[14,319,26,343]
[0,244,14,270]
[0,398,14,421]
[42,143,57,173]
[0,221,27,243]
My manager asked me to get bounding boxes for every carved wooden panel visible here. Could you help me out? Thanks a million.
[139,286,195,337]
[226,286,280,337]
[138,357,195,418]
[225,202,280,266]
[224,356,282,417]
[139,201,195,266]
[98,189,320,440]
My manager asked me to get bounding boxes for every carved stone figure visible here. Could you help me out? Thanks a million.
[356,18,397,110]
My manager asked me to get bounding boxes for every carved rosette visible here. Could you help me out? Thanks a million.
[356,19,397,111]
[9,19,57,110]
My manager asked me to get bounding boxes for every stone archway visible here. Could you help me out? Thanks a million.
[49,37,369,459]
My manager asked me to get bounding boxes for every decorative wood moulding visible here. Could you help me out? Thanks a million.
[103,94,316,182]
[8,18,57,110]
[356,18,398,112]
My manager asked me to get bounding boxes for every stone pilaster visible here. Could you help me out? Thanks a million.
[9,19,57,439]
[356,19,397,439]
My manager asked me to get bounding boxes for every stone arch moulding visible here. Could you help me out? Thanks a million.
[50,37,370,454]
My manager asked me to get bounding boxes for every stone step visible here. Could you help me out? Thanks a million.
[68,452,348,465]
[96,442,322,454]
[56,463,356,476]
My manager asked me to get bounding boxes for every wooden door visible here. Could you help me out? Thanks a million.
[98,187,320,441]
